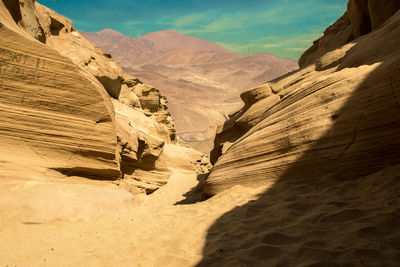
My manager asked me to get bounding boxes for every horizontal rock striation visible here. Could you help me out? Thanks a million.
[0,0,201,193]
[35,2,125,99]
[205,6,400,195]
[0,0,120,178]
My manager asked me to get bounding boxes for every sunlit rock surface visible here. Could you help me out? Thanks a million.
[0,0,203,194]
[0,0,121,179]
[205,6,400,195]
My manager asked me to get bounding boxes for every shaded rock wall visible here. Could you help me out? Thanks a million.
[205,6,400,195]
[299,0,400,68]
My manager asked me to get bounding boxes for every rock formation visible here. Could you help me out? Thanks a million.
[2,1,400,266]
[205,1,400,195]
[83,29,298,151]
[0,0,121,179]
[299,0,400,67]
[0,0,203,194]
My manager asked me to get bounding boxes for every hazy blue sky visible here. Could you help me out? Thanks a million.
[39,0,347,59]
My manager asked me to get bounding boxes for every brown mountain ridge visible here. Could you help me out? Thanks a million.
[83,29,298,151]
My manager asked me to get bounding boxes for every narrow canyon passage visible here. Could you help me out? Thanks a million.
[1,0,400,266]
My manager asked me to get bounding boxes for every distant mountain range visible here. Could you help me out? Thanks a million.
[83,29,298,151]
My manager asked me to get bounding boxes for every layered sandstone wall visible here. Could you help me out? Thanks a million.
[0,0,202,194]
[205,4,400,195]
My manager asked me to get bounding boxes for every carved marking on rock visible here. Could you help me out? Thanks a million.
[0,49,13,62]
[0,48,45,70]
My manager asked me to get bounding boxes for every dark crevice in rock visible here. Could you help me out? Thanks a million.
[49,16,64,36]
[52,167,120,180]
[96,76,122,99]
[2,0,22,24]
[95,117,111,124]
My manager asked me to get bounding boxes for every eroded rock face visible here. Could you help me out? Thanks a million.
[0,1,120,178]
[112,98,172,194]
[112,75,178,194]
[118,74,176,143]
[210,83,281,164]
[34,5,178,146]
[0,0,200,194]
[34,2,124,98]
[205,7,400,195]
[299,0,400,68]
[2,0,46,42]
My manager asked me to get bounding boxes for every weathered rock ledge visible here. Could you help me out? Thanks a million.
[0,0,204,194]
[205,2,400,195]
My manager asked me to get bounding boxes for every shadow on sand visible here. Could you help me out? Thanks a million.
[175,173,210,205]
[194,40,400,266]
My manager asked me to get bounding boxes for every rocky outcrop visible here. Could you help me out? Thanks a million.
[205,6,400,195]
[299,0,400,68]
[210,83,281,164]
[0,0,120,178]
[112,97,174,194]
[34,2,124,99]
[1,0,45,42]
[0,0,202,194]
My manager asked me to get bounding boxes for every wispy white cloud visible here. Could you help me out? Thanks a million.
[165,0,345,59]
[172,13,209,28]
[41,0,347,59]
[215,30,324,59]
[166,0,345,36]
[262,43,282,49]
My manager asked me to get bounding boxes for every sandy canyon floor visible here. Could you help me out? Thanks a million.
[1,163,400,266]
